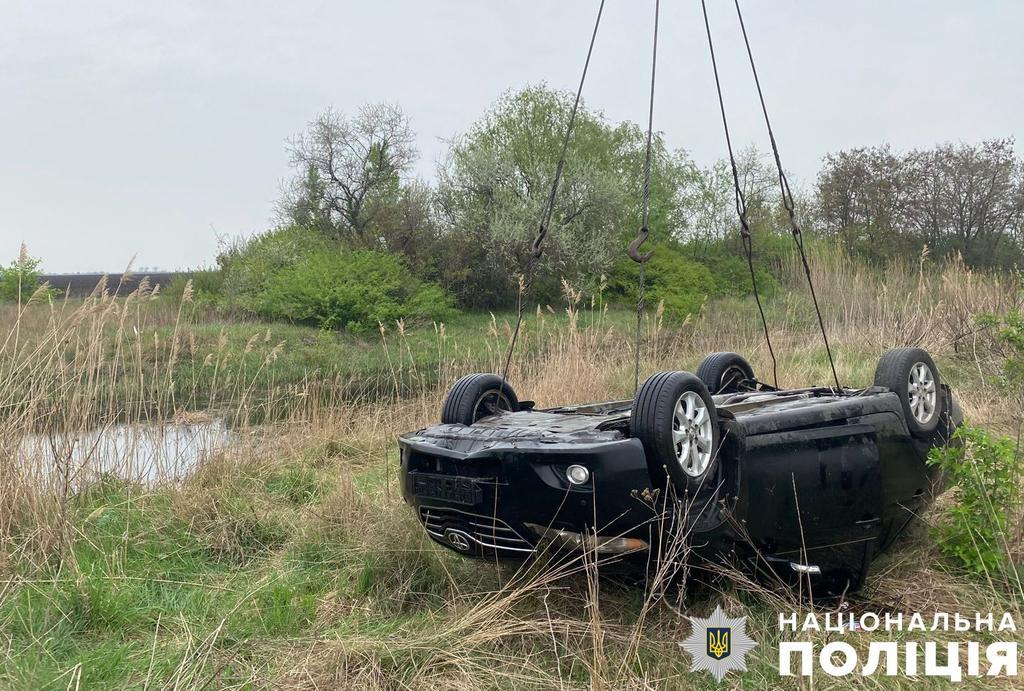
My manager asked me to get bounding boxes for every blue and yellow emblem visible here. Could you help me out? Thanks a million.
[706,627,730,660]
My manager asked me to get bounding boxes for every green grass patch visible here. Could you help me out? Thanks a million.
[137,306,636,417]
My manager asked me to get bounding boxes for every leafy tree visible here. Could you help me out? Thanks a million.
[365,179,446,282]
[815,145,912,259]
[684,159,733,255]
[280,103,417,244]
[282,165,336,238]
[436,85,702,308]
[909,139,1022,266]
[684,145,800,280]
[815,139,1024,267]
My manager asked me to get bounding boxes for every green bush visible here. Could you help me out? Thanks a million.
[0,247,46,303]
[607,241,716,321]
[684,233,785,299]
[217,225,453,331]
[256,248,453,331]
[928,424,1022,575]
[163,269,224,306]
[606,234,788,321]
[218,226,331,313]
[977,294,1024,390]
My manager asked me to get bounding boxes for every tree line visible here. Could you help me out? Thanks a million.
[208,86,1022,328]
[6,87,1018,318]
[816,139,1023,267]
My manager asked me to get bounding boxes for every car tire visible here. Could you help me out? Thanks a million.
[696,352,756,394]
[631,371,721,495]
[873,348,944,438]
[440,373,519,426]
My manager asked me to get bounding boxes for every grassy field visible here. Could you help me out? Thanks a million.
[0,288,641,421]
[1,248,1022,689]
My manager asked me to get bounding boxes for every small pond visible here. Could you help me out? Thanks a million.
[16,419,234,485]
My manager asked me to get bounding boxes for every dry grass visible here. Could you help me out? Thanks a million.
[0,248,1021,688]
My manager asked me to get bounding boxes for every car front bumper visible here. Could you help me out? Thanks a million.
[399,431,662,559]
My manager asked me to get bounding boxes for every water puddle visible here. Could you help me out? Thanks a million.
[16,419,234,485]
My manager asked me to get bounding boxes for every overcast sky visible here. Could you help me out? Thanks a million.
[1,1,1021,272]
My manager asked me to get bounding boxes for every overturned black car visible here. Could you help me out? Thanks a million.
[399,348,962,594]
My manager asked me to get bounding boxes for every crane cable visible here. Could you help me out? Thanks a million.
[501,0,606,384]
[731,0,840,390]
[627,0,660,392]
[699,0,779,388]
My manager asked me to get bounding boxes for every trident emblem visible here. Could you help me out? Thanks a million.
[706,627,731,660]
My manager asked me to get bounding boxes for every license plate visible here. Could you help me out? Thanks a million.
[410,473,482,506]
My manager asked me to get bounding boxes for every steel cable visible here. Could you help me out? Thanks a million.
[630,0,661,392]
[732,0,840,390]
[502,0,606,384]
[699,0,778,387]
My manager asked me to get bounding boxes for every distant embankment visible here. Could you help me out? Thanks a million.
[40,273,179,298]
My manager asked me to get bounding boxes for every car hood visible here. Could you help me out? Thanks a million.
[402,410,625,452]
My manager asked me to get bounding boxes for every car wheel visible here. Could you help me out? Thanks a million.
[440,373,519,426]
[631,371,721,495]
[696,352,756,394]
[874,348,944,438]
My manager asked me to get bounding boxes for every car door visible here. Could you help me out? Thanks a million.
[739,422,883,586]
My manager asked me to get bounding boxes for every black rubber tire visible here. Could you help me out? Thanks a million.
[873,347,944,439]
[696,352,756,394]
[440,373,519,426]
[631,371,721,495]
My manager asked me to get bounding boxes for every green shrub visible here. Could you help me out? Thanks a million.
[607,234,789,321]
[218,226,331,313]
[217,226,453,330]
[257,248,453,331]
[683,232,789,297]
[0,246,47,303]
[607,242,716,321]
[163,269,224,306]
[928,424,1022,575]
[977,295,1024,391]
